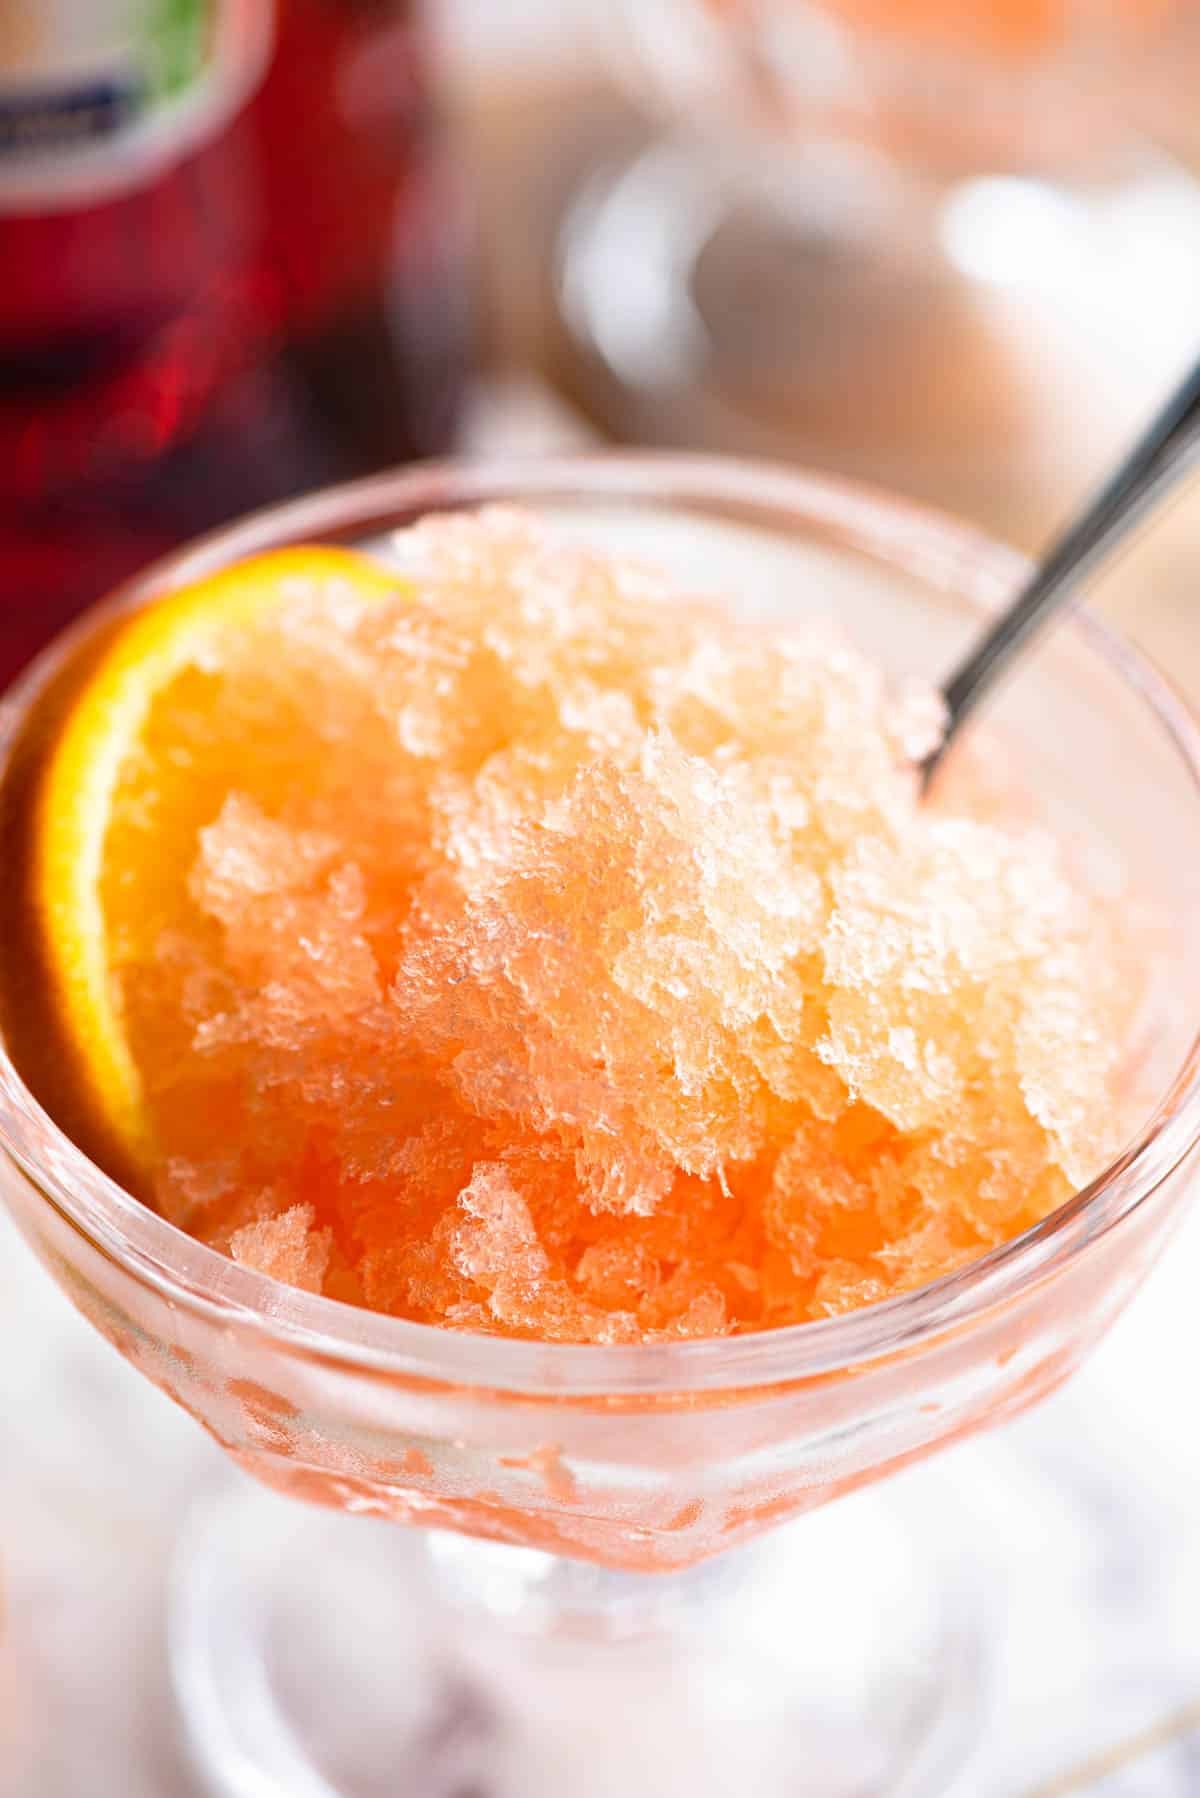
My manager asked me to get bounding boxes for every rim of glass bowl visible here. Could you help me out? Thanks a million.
[2,452,1199,1400]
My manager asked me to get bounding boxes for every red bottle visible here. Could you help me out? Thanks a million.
[0,0,469,685]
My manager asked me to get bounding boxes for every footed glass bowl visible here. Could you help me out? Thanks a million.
[2,456,1199,1797]
[556,7,1200,539]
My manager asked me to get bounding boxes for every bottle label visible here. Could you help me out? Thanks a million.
[0,0,274,212]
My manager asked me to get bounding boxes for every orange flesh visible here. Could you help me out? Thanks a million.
[35,510,1128,1340]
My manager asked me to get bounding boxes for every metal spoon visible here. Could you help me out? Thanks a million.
[922,355,1200,791]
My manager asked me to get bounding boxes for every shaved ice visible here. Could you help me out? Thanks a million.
[116,508,1129,1339]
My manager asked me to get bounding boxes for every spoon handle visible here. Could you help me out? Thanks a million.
[925,355,1200,786]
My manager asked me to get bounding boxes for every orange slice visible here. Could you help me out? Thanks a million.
[20,546,399,1187]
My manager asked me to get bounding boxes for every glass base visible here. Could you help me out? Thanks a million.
[550,130,1200,544]
[170,1473,986,1798]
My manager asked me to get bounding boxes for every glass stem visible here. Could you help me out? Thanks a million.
[425,1528,748,1642]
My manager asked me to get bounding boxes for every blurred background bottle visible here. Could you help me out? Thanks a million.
[0,0,470,685]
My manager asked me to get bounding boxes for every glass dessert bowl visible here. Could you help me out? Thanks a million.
[1,455,1199,1798]
[557,4,1200,540]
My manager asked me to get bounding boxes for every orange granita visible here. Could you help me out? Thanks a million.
[708,0,1173,60]
[28,509,1130,1340]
